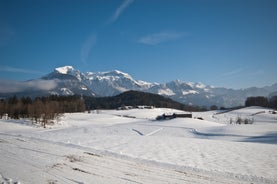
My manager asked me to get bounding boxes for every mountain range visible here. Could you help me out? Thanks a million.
[1,66,277,108]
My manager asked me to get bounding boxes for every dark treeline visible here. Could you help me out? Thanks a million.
[84,90,206,111]
[245,96,277,109]
[0,95,85,127]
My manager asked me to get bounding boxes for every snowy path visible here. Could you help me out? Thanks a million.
[0,133,256,184]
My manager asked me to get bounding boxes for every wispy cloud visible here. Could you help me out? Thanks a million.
[138,31,185,45]
[222,68,244,77]
[80,33,97,65]
[80,0,133,65]
[0,79,58,93]
[109,0,134,23]
[222,68,264,78]
[0,66,44,75]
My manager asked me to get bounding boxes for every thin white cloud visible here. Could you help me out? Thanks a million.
[80,33,97,65]
[138,31,185,45]
[0,79,58,93]
[222,68,244,77]
[110,0,134,23]
[80,0,133,65]
[222,68,264,78]
[0,66,44,75]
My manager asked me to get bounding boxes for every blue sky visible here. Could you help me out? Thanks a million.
[0,0,276,89]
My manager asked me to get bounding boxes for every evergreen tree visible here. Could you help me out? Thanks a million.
[245,96,269,107]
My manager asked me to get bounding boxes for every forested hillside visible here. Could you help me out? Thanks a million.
[84,90,206,111]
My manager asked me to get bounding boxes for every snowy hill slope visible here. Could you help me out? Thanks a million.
[0,106,277,183]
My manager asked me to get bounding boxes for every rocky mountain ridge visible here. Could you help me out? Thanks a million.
[1,65,276,108]
[41,66,277,107]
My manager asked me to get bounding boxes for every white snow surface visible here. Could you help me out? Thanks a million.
[0,107,277,184]
[158,88,175,96]
[182,90,199,95]
[55,66,74,74]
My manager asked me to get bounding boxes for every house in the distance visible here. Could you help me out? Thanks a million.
[156,113,192,120]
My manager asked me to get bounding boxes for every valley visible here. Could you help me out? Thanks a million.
[0,106,276,183]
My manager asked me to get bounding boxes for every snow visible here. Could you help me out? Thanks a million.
[186,81,195,88]
[60,88,74,95]
[158,88,175,96]
[0,107,277,183]
[80,70,155,96]
[92,70,133,81]
[137,80,154,88]
[182,90,198,95]
[55,66,74,74]
[195,82,206,89]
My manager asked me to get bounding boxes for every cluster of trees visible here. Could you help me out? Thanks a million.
[0,95,85,127]
[245,96,277,109]
[229,116,254,125]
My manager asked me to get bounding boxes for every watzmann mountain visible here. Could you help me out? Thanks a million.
[2,66,277,108]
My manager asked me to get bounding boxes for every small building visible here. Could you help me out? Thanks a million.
[156,113,192,120]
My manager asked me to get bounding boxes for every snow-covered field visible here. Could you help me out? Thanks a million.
[0,106,277,184]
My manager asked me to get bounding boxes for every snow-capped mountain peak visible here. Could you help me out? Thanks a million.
[195,82,206,89]
[54,66,82,81]
[110,70,131,78]
[80,69,154,96]
[55,66,75,74]
[93,70,133,81]
[186,82,195,88]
